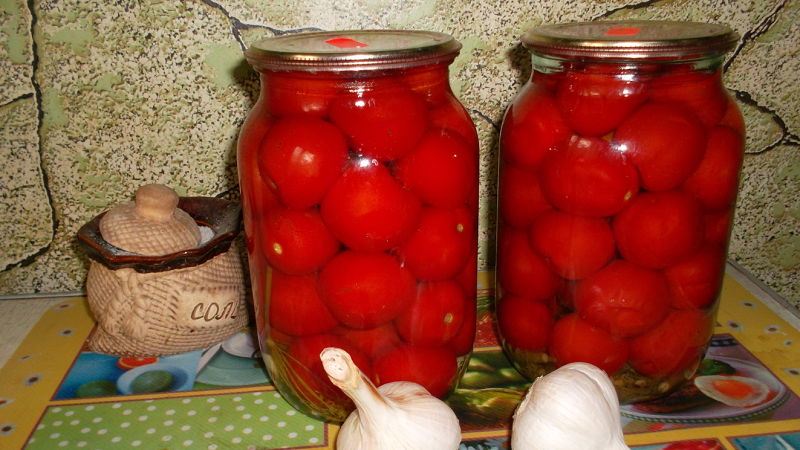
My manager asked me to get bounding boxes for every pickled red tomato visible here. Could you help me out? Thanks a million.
[501,83,573,172]
[540,136,640,217]
[395,206,473,281]
[574,260,670,338]
[650,69,729,128]
[321,158,422,253]
[448,295,477,356]
[395,280,467,347]
[268,272,338,337]
[664,245,726,310]
[529,210,615,280]
[681,126,744,213]
[264,74,339,119]
[497,229,560,301]
[629,309,715,377]
[286,333,372,404]
[612,191,704,270]
[258,115,349,210]
[329,86,428,161]
[428,99,480,150]
[317,251,417,329]
[372,343,457,398]
[496,294,554,352]
[393,128,477,209]
[238,110,277,222]
[498,165,552,229]
[718,96,746,138]
[549,313,629,375]
[337,323,402,360]
[613,102,707,192]
[555,72,648,137]
[398,64,451,107]
[703,209,733,247]
[261,205,340,275]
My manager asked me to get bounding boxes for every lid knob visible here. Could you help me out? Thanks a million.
[134,184,180,223]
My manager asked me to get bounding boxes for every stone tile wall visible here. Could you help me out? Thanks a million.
[0,0,798,308]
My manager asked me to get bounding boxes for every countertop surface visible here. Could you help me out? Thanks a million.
[1,264,799,450]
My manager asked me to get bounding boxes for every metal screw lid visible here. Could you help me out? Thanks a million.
[245,30,462,72]
[521,21,740,60]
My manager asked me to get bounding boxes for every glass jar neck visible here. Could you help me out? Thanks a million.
[530,52,726,76]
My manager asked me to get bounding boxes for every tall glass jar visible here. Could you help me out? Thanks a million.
[238,30,479,421]
[495,21,743,403]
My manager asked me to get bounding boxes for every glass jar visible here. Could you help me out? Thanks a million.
[495,21,743,403]
[239,30,479,421]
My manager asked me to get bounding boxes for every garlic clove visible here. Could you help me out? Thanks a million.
[511,362,630,450]
[321,347,462,450]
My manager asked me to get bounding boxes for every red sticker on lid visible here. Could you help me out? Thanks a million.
[325,37,369,48]
[605,27,641,36]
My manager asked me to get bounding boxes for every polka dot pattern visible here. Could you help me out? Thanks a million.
[24,392,326,449]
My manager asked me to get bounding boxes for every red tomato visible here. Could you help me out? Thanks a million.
[529,210,615,280]
[393,128,477,209]
[574,260,670,338]
[321,158,422,253]
[681,126,744,213]
[269,272,339,336]
[448,295,477,356]
[496,294,554,352]
[613,102,706,192]
[549,313,629,375]
[317,251,417,329]
[454,242,478,298]
[497,229,560,301]
[498,164,553,229]
[500,83,573,172]
[257,115,349,210]
[395,280,467,347]
[703,209,733,247]
[663,440,723,450]
[612,191,704,270]
[664,245,726,310]
[650,69,728,128]
[531,70,560,92]
[718,95,746,138]
[237,109,277,223]
[261,205,340,275]
[427,98,480,149]
[285,333,372,406]
[539,136,640,217]
[372,343,457,398]
[329,86,428,161]
[339,323,402,360]
[555,72,648,137]
[398,64,451,107]
[395,206,473,281]
[263,73,339,119]
[629,309,715,377]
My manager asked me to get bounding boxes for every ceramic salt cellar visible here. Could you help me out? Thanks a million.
[77,184,248,357]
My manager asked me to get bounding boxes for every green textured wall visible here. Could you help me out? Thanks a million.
[1,0,798,308]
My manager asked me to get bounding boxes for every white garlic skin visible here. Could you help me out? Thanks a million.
[511,362,630,450]
[321,347,462,450]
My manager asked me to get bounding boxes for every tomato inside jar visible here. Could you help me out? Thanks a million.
[495,21,743,403]
[239,30,478,421]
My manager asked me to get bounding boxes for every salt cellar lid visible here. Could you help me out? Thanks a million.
[99,184,202,256]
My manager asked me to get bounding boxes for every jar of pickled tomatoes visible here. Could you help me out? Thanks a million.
[239,30,479,420]
[495,21,743,403]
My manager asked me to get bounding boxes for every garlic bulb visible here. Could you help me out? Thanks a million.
[320,347,462,450]
[511,362,630,450]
